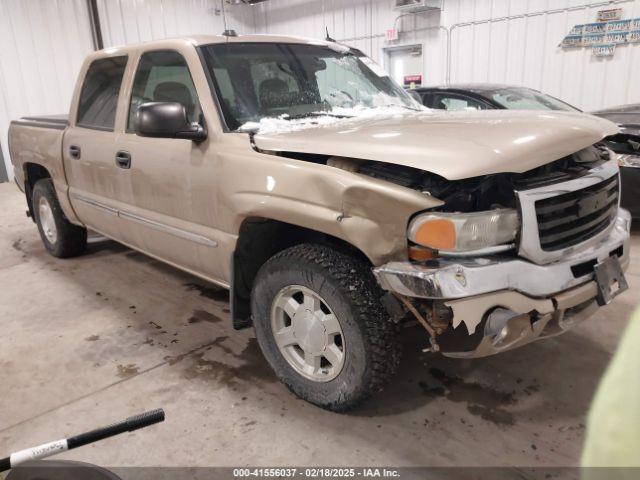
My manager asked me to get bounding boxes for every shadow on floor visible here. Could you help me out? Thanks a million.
[354,325,612,426]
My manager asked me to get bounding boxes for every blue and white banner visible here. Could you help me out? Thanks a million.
[560,16,640,55]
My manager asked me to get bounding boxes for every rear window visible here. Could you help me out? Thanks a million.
[77,56,128,130]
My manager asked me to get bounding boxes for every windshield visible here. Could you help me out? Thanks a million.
[487,87,579,112]
[200,42,423,131]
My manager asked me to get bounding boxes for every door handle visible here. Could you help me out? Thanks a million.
[115,151,131,169]
[69,145,81,160]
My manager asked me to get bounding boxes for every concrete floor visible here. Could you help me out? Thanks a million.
[0,181,639,468]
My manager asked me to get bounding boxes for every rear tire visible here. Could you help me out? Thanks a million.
[32,179,87,258]
[251,243,401,412]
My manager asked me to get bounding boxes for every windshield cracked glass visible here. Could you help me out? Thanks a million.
[200,42,423,132]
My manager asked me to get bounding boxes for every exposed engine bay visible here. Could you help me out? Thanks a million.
[267,141,611,218]
[326,143,610,212]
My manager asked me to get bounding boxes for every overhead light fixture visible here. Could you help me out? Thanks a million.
[393,0,441,13]
[225,0,269,5]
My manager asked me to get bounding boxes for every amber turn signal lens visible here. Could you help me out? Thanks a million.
[413,219,456,250]
[408,209,519,252]
[408,245,438,261]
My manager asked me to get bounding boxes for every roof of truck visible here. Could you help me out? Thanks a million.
[93,34,344,56]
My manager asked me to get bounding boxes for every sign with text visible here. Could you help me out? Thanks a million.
[584,22,607,34]
[607,19,631,32]
[582,34,605,47]
[403,74,423,87]
[560,35,583,47]
[385,28,399,42]
[598,8,623,22]
[593,43,616,57]
[560,10,640,56]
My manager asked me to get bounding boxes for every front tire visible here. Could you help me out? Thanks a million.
[32,179,87,258]
[251,243,401,411]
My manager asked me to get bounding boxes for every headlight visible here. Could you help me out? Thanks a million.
[408,209,519,252]
[618,154,640,168]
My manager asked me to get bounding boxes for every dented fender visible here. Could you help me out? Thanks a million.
[338,180,442,263]
[221,138,442,265]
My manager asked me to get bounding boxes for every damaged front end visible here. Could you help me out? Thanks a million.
[368,145,631,358]
[249,122,629,357]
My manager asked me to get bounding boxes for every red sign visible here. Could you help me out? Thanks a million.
[403,74,423,86]
[385,28,399,41]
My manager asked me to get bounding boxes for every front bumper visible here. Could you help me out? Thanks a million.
[373,210,632,357]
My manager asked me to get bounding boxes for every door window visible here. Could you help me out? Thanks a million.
[128,51,201,131]
[77,56,128,131]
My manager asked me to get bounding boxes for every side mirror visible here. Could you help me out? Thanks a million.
[134,102,207,141]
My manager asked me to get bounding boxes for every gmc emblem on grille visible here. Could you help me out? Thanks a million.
[577,189,609,215]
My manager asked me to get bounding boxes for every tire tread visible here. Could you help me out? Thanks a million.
[253,243,401,411]
[33,179,87,258]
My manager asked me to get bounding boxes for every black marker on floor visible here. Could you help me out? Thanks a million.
[0,408,164,472]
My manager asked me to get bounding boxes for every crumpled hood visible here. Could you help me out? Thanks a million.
[253,110,619,180]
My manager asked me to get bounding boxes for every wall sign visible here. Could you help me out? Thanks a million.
[593,44,616,57]
[597,8,623,22]
[385,28,399,42]
[560,9,640,56]
[404,74,423,87]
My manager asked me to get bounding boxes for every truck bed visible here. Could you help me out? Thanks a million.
[9,114,68,200]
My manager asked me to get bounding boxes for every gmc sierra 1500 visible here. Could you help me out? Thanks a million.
[9,34,630,411]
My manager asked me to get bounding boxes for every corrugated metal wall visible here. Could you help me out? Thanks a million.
[0,0,94,181]
[250,0,403,65]
[446,0,640,111]
[0,0,253,182]
[96,0,254,47]
[2,0,639,181]
[248,0,640,111]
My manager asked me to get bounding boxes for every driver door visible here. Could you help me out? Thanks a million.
[115,50,213,276]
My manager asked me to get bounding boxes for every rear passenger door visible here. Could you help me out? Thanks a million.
[63,55,130,240]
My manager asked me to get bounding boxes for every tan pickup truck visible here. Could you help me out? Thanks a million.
[9,34,631,411]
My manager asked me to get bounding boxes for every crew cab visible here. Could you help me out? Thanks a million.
[8,35,630,411]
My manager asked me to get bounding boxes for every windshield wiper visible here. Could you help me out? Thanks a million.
[388,104,423,112]
[283,112,353,120]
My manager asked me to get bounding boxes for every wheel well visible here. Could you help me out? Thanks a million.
[23,163,51,222]
[231,217,370,330]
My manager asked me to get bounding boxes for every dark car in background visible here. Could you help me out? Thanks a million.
[411,84,638,218]
[591,104,640,219]
[413,84,580,112]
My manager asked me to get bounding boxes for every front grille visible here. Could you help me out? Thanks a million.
[535,175,619,251]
